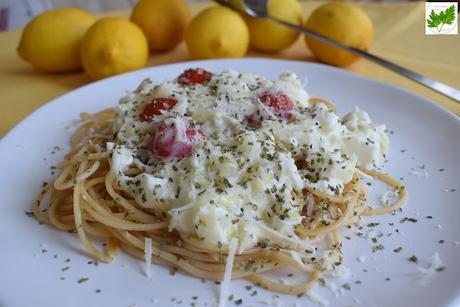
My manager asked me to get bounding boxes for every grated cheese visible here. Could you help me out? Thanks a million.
[218,238,238,307]
[380,189,399,207]
[307,287,330,306]
[325,281,345,297]
[356,256,367,263]
[258,297,281,306]
[255,221,315,253]
[144,237,152,279]
[306,193,315,217]
[106,142,114,151]
[289,250,308,270]
[415,252,443,286]
[331,265,351,279]
[408,170,429,178]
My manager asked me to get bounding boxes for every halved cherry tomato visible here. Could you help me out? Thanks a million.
[140,98,177,122]
[177,68,213,86]
[258,91,293,120]
[151,117,204,159]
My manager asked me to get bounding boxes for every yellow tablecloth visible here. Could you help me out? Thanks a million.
[1,1,459,137]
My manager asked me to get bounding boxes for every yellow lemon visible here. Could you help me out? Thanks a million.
[131,0,191,52]
[245,0,303,53]
[80,17,149,80]
[304,3,374,67]
[185,6,249,59]
[17,8,95,72]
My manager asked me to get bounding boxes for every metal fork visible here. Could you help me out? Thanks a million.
[214,0,460,103]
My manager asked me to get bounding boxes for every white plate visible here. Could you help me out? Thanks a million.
[1,58,459,307]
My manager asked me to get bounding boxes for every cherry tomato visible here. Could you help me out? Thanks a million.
[177,68,214,86]
[151,117,204,159]
[140,98,177,122]
[258,91,293,120]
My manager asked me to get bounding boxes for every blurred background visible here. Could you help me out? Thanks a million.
[0,0,421,31]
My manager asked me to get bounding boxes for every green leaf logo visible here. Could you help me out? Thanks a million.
[427,4,456,33]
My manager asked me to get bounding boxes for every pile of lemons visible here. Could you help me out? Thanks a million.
[18,0,373,80]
